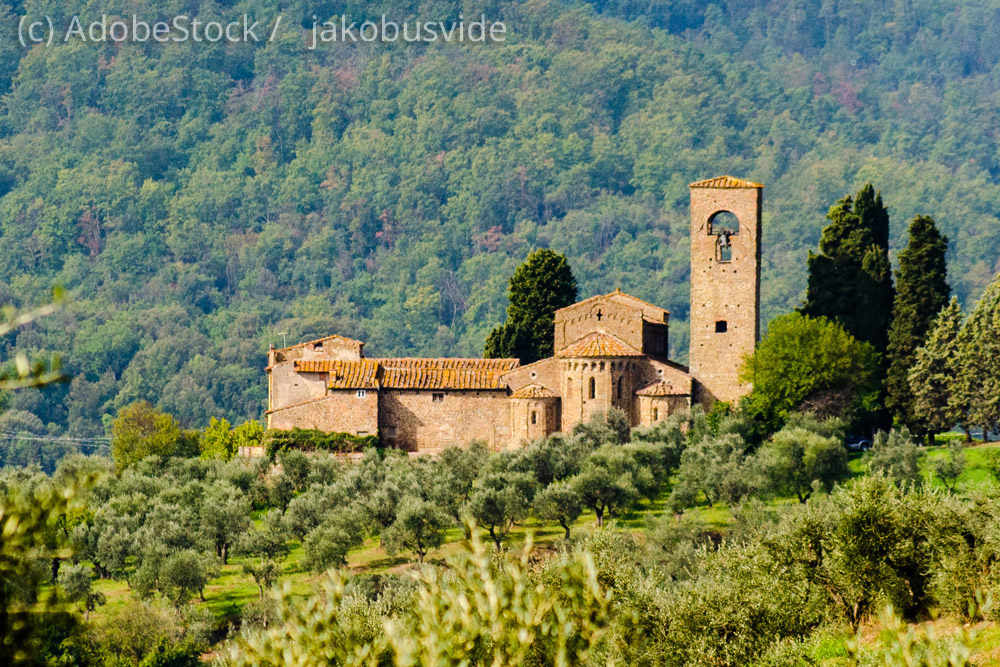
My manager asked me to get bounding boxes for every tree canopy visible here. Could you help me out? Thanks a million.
[484,249,578,364]
[740,312,881,433]
[0,0,999,440]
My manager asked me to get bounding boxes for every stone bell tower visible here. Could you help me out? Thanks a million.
[688,176,762,406]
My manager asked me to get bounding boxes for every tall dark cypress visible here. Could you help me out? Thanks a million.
[484,249,578,364]
[801,184,895,355]
[885,216,950,436]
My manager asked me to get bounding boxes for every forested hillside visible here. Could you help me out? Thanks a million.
[2,0,1000,436]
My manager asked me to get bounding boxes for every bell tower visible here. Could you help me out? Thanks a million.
[688,176,762,406]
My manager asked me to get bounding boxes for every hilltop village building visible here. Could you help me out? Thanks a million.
[266,176,763,453]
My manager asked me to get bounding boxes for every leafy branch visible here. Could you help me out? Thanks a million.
[0,288,68,390]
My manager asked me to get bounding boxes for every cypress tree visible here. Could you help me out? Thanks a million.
[908,298,963,443]
[885,215,949,435]
[484,249,577,364]
[801,184,894,354]
[958,276,1000,440]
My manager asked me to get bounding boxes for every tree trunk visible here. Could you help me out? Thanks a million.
[51,557,61,583]
[595,506,604,528]
[489,526,502,551]
[559,518,570,540]
[222,544,228,565]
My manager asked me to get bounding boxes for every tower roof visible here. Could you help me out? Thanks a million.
[555,331,643,358]
[689,175,764,189]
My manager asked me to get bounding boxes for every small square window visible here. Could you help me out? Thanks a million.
[356,390,367,398]
[432,393,444,402]
[715,321,728,333]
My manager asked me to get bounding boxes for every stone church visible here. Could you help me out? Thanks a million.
[265,176,763,453]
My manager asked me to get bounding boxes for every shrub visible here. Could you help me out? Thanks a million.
[261,428,379,458]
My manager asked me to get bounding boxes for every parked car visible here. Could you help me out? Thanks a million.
[845,436,872,452]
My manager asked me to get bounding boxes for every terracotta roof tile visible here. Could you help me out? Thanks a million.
[689,175,764,189]
[373,358,519,371]
[511,384,559,399]
[635,380,688,397]
[327,360,381,389]
[374,358,517,390]
[295,357,519,391]
[556,332,643,358]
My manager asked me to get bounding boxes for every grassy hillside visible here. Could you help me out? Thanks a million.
[1,0,1000,437]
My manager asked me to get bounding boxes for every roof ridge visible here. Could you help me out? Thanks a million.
[274,333,364,352]
[689,175,764,189]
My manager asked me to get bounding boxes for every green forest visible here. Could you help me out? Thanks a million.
[2,0,1000,440]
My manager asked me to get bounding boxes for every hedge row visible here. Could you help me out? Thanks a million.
[262,428,380,457]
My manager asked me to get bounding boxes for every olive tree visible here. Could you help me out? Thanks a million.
[756,427,849,502]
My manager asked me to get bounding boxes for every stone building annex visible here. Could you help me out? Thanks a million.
[266,176,763,452]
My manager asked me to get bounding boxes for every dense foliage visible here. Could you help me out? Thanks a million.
[484,248,577,363]
[2,0,1000,440]
[739,312,880,434]
[885,215,950,437]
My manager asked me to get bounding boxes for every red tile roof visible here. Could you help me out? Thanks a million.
[556,332,643,358]
[294,357,519,391]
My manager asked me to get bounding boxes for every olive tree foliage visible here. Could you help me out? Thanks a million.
[930,441,965,493]
[670,433,756,510]
[756,426,849,503]
[0,477,83,665]
[58,563,105,619]
[200,480,251,564]
[303,510,366,573]
[866,429,923,487]
[227,530,612,667]
[383,496,449,563]
[237,510,290,598]
[533,480,583,539]
[571,446,643,526]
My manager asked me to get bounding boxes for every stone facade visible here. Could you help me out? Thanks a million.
[264,175,762,451]
[688,176,763,406]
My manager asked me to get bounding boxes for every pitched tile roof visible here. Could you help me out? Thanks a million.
[689,175,764,189]
[326,360,381,389]
[556,332,643,358]
[295,357,519,391]
[377,358,517,390]
[635,380,689,396]
[510,384,558,399]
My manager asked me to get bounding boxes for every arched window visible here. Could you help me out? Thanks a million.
[616,377,623,400]
[708,211,740,263]
[588,377,596,399]
[531,411,537,425]
[652,407,659,421]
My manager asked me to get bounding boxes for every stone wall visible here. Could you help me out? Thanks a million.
[688,183,761,406]
[378,390,512,453]
[636,395,690,428]
[268,365,328,416]
[501,358,561,396]
[554,299,644,352]
[267,391,379,435]
[510,397,559,444]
